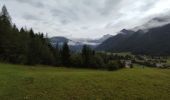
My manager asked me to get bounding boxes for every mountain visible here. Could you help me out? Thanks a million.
[96,20,170,56]
[50,36,83,52]
[50,34,112,52]
[50,36,86,46]
[96,29,135,51]
[93,34,113,43]
[70,34,113,46]
[50,36,69,46]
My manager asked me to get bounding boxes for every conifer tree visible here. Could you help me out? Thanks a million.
[61,42,70,66]
[82,45,93,67]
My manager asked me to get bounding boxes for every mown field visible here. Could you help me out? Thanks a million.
[0,63,170,100]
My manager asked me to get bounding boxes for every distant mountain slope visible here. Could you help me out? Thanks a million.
[50,34,112,52]
[50,36,84,52]
[70,34,113,46]
[96,29,135,51]
[96,23,170,56]
[50,36,83,46]
[50,36,69,46]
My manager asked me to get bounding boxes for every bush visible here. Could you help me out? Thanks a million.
[106,61,120,71]
[90,55,105,69]
[70,54,83,67]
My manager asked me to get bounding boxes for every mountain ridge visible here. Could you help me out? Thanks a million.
[96,17,170,56]
[50,34,113,52]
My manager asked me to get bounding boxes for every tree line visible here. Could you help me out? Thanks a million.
[0,5,128,70]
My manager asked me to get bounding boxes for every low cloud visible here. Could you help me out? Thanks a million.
[23,14,40,21]
[15,0,45,8]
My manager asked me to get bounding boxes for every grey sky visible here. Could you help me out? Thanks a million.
[0,0,170,38]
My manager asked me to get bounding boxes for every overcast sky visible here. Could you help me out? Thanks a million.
[0,0,170,38]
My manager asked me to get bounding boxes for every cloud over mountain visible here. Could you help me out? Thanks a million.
[1,0,170,38]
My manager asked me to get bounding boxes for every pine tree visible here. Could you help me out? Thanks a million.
[61,42,70,66]
[82,45,93,67]
[0,5,11,26]
[54,43,61,65]
[0,5,12,62]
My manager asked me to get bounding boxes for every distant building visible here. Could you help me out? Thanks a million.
[155,63,164,68]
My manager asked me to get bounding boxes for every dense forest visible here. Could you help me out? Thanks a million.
[0,5,129,70]
[0,5,57,65]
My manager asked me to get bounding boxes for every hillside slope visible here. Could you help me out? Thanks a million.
[96,24,170,55]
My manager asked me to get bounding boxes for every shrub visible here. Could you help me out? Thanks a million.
[90,55,105,69]
[106,61,120,71]
[70,54,83,67]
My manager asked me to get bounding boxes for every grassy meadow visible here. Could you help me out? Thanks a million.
[167,58,170,65]
[0,63,170,100]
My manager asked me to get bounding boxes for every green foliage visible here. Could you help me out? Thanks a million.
[0,5,11,26]
[70,54,83,67]
[89,55,105,69]
[61,42,70,66]
[81,45,95,67]
[107,61,121,71]
[0,6,56,65]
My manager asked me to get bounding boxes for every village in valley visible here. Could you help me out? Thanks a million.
[104,52,170,69]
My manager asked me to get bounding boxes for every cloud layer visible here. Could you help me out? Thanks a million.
[1,0,170,38]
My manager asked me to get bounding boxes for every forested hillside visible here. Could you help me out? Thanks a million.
[96,24,170,56]
[0,5,57,65]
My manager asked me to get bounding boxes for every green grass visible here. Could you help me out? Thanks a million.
[0,63,170,100]
[113,52,133,56]
[167,58,170,65]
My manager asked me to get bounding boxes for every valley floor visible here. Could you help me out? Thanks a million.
[0,63,170,100]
